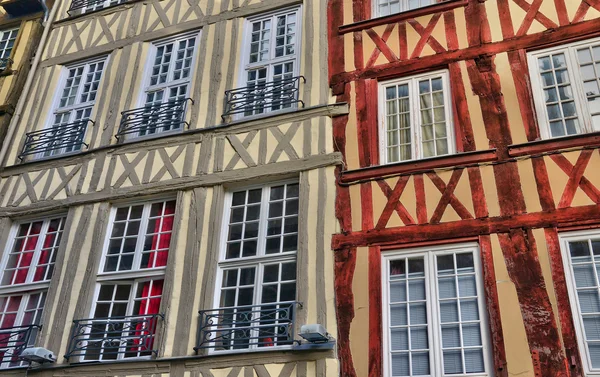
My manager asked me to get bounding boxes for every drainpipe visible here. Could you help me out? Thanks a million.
[39,0,49,21]
[0,0,59,168]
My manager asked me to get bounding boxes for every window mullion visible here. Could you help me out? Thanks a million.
[567,47,593,133]
[427,251,440,377]
[256,186,270,257]
[412,79,420,161]
[24,220,50,284]
[133,204,151,271]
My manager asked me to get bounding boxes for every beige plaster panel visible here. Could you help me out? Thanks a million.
[345,81,360,171]
[543,149,600,209]
[479,164,501,218]
[349,246,370,377]
[349,183,362,232]
[584,4,600,21]
[458,60,489,152]
[517,159,543,214]
[531,228,564,349]
[494,52,528,145]
[490,234,535,377]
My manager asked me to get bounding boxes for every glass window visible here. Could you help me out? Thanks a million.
[376,0,434,17]
[77,199,176,362]
[102,200,176,273]
[239,7,301,117]
[383,246,490,376]
[133,33,198,138]
[379,71,454,164]
[529,39,600,138]
[561,232,600,372]
[42,58,106,158]
[0,28,18,70]
[0,216,66,368]
[213,183,299,351]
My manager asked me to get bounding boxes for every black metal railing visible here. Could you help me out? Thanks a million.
[18,119,91,160]
[0,58,13,72]
[222,76,305,119]
[68,0,126,15]
[195,301,301,352]
[65,313,163,361]
[117,98,192,139]
[0,325,40,367]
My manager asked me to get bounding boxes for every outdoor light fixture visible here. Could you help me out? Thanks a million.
[19,347,56,364]
[299,324,331,343]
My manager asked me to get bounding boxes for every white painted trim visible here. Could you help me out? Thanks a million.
[210,180,300,354]
[559,229,600,376]
[130,30,202,140]
[378,69,455,165]
[235,5,303,120]
[528,36,600,139]
[0,216,66,291]
[372,0,436,19]
[381,242,492,377]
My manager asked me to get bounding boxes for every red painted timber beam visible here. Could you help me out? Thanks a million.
[331,18,600,89]
[331,204,600,250]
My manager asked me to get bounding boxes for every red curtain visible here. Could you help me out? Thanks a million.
[146,201,175,268]
[131,201,174,353]
[33,222,59,282]
[12,223,42,284]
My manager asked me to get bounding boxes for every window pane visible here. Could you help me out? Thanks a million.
[2,218,66,286]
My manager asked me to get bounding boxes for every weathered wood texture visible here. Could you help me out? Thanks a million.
[329,0,600,376]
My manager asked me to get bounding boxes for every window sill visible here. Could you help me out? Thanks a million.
[508,131,600,157]
[33,344,334,371]
[338,0,469,34]
[339,149,498,183]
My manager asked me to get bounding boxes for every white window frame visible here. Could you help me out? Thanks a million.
[0,216,65,368]
[0,290,47,368]
[381,243,492,377]
[236,6,303,119]
[559,229,600,376]
[0,216,66,294]
[0,28,19,66]
[378,70,455,165]
[210,180,300,353]
[131,31,201,139]
[528,37,600,139]
[97,198,176,280]
[39,56,108,159]
[82,0,125,13]
[373,0,437,18]
[76,198,176,362]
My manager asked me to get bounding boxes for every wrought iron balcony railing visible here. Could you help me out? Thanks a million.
[65,313,163,361]
[195,301,301,352]
[0,325,41,367]
[117,98,192,139]
[18,119,91,160]
[68,0,127,15]
[222,76,305,119]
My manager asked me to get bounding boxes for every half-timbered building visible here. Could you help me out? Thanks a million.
[0,0,48,147]
[0,0,342,375]
[327,1,600,377]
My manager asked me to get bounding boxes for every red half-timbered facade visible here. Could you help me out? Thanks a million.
[328,1,600,377]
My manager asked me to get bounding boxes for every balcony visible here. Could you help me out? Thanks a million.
[18,119,91,160]
[65,313,163,361]
[222,76,305,119]
[116,98,192,139]
[0,325,40,367]
[195,301,301,352]
[68,0,127,15]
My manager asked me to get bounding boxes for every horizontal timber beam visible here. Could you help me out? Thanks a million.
[331,18,600,87]
[0,153,343,217]
[339,149,497,183]
[332,204,600,250]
